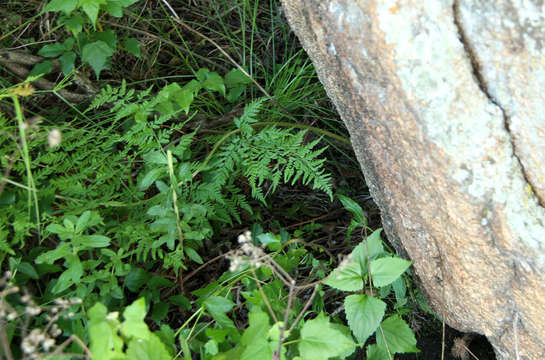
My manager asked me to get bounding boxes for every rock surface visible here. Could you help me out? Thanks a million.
[280,0,545,359]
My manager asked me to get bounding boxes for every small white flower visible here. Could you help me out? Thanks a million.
[47,128,62,147]
[6,311,18,321]
[26,306,42,316]
[42,338,55,351]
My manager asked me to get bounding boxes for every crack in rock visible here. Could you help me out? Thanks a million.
[452,0,545,208]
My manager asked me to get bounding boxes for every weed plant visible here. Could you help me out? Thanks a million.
[0,1,426,359]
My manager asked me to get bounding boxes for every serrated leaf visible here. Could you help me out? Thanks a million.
[224,68,251,87]
[45,0,78,14]
[17,262,39,279]
[79,0,107,27]
[323,259,363,291]
[81,40,114,77]
[344,294,386,344]
[298,315,356,360]
[366,344,389,360]
[337,194,365,225]
[125,268,150,292]
[376,315,419,355]
[121,297,150,339]
[370,257,411,287]
[204,296,236,329]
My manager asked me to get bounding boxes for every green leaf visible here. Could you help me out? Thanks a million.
[35,243,72,264]
[38,43,66,57]
[80,234,111,248]
[143,151,168,165]
[376,315,418,355]
[370,257,411,287]
[366,344,389,360]
[16,262,39,279]
[337,194,365,225]
[323,259,363,291]
[28,61,53,77]
[240,310,272,360]
[168,295,191,310]
[121,297,150,339]
[125,268,151,292]
[204,296,236,329]
[81,40,114,77]
[344,294,386,344]
[78,0,107,27]
[96,29,117,50]
[126,333,172,360]
[45,0,78,14]
[124,38,140,57]
[63,14,85,35]
[197,69,225,96]
[151,302,169,324]
[257,233,281,251]
[138,168,164,190]
[185,247,203,264]
[298,314,356,360]
[59,52,77,75]
[52,257,83,293]
[224,68,252,87]
[76,210,91,232]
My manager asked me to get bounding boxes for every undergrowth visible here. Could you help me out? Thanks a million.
[0,1,429,359]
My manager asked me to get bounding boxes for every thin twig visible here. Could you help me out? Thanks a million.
[251,267,278,323]
[274,280,295,359]
[287,284,318,334]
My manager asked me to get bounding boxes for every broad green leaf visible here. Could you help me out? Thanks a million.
[366,344,389,360]
[52,257,83,293]
[88,303,124,359]
[323,259,363,291]
[79,0,107,27]
[35,243,72,264]
[76,210,91,232]
[298,315,356,360]
[197,69,225,96]
[257,233,281,251]
[168,295,191,310]
[138,168,164,190]
[173,89,194,114]
[38,43,65,58]
[121,298,150,339]
[44,0,78,14]
[224,68,251,87]
[143,151,168,165]
[151,302,169,324]
[392,276,407,305]
[81,40,114,77]
[63,14,85,35]
[59,52,77,75]
[46,223,68,235]
[241,310,272,360]
[344,294,386,344]
[80,234,111,248]
[16,262,39,279]
[126,334,172,360]
[205,340,218,355]
[96,29,117,49]
[204,296,236,329]
[124,38,140,57]
[125,268,150,292]
[370,257,411,287]
[376,315,418,355]
[29,61,53,77]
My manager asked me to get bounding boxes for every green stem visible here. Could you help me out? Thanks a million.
[11,95,41,239]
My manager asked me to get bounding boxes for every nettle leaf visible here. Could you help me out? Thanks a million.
[241,310,272,360]
[82,40,114,77]
[35,243,72,264]
[344,294,386,344]
[376,315,419,355]
[63,14,85,35]
[76,210,91,232]
[59,52,77,75]
[370,257,411,287]
[366,344,389,360]
[121,297,151,339]
[45,0,78,14]
[323,258,363,292]
[79,0,107,27]
[196,68,226,96]
[52,256,83,293]
[298,314,356,360]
